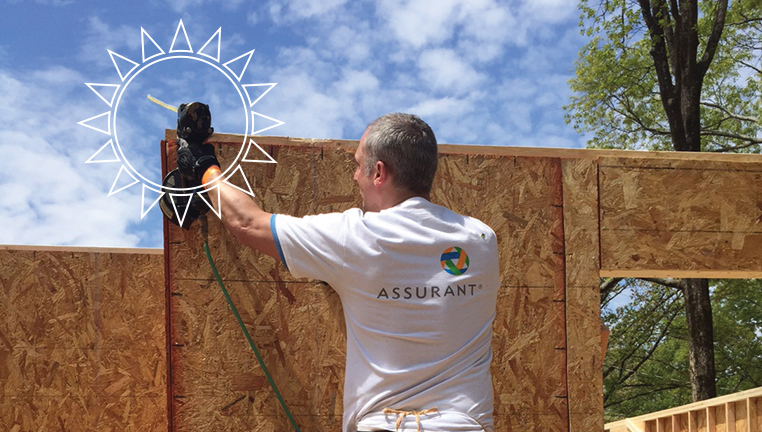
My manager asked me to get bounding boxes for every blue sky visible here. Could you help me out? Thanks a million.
[0,0,589,248]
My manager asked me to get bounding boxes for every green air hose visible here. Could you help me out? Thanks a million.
[202,236,302,432]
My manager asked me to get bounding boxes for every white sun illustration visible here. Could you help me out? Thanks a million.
[79,19,283,226]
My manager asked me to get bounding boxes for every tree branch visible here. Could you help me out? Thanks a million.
[605,290,682,380]
[727,17,762,26]
[698,0,729,78]
[638,0,685,149]
[639,277,686,290]
[604,384,685,409]
[701,129,762,144]
[614,301,681,384]
[739,60,762,75]
[601,277,624,299]
[609,93,673,136]
[701,102,760,124]
[707,139,762,153]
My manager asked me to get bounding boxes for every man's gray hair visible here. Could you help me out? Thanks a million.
[363,113,438,195]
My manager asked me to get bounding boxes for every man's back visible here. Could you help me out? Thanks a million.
[275,197,500,432]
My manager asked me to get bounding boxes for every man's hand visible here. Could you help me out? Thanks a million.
[176,137,220,185]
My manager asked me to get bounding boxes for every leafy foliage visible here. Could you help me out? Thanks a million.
[566,0,762,152]
[602,279,762,421]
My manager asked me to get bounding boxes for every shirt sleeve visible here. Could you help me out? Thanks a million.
[271,211,352,283]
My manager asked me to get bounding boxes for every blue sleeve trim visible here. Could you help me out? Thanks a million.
[270,214,289,272]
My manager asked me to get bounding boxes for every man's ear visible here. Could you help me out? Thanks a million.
[374,160,386,184]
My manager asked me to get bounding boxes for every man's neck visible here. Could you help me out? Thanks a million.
[378,189,429,211]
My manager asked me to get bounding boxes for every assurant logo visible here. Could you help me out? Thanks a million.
[440,247,469,276]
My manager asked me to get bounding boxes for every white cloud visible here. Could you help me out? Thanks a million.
[406,96,473,119]
[326,25,372,63]
[376,0,518,55]
[519,0,577,25]
[0,67,151,247]
[418,48,484,93]
[377,0,460,48]
[162,0,244,14]
[266,0,351,22]
[78,16,141,70]
[337,69,380,95]
[284,0,350,18]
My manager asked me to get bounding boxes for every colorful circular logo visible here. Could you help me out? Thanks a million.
[440,247,470,275]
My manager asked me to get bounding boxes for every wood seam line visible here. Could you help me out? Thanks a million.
[596,158,603,281]
[162,136,175,432]
[561,158,571,432]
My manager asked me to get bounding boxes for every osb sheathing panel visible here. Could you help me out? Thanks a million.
[170,280,344,431]
[166,137,568,432]
[0,249,166,432]
[599,157,762,273]
[562,159,604,432]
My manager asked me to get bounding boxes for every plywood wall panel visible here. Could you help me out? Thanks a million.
[174,395,341,432]
[601,230,762,273]
[562,158,604,432]
[501,413,569,432]
[433,155,564,289]
[166,136,570,432]
[492,288,567,422]
[734,400,749,432]
[167,144,358,285]
[0,248,166,432]
[599,157,762,275]
[0,394,166,432]
[0,348,34,397]
[169,273,346,431]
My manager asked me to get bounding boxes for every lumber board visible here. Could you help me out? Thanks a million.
[0,249,166,432]
[170,131,762,163]
[0,244,162,254]
[599,156,762,275]
[734,400,748,432]
[604,387,762,432]
[165,133,570,431]
[562,158,604,432]
[752,396,762,432]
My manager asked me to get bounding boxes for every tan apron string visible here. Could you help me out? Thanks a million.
[469,415,489,432]
[382,407,439,432]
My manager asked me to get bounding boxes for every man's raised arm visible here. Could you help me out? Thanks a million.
[200,166,279,260]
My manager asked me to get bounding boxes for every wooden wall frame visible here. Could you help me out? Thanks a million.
[163,132,762,432]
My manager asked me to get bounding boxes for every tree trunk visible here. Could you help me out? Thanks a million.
[639,0,725,402]
[682,279,717,400]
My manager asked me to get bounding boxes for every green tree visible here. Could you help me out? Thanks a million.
[566,0,762,404]
[567,0,761,153]
[601,278,762,420]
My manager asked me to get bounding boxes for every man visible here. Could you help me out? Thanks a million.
[183,113,500,432]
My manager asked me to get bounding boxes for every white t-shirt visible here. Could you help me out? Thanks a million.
[273,197,500,432]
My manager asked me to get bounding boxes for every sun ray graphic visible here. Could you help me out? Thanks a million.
[79,19,282,222]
